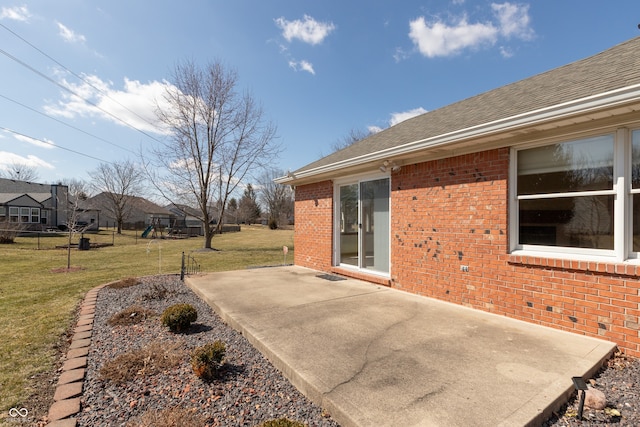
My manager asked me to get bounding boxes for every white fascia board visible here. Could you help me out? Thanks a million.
[277,84,640,185]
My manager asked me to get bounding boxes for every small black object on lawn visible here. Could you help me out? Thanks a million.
[572,376,588,419]
[79,237,90,250]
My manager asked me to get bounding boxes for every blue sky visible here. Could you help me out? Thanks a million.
[1,1,639,185]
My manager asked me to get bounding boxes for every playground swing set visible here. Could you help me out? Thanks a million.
[141,217,165,239]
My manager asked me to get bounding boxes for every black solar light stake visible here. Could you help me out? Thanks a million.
[572,376,588,419]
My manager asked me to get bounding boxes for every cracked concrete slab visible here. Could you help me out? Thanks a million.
[187,266,615,427]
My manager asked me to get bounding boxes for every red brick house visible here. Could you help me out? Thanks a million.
[276,37,640,357]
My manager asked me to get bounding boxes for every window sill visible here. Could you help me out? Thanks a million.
[508,252,640,277]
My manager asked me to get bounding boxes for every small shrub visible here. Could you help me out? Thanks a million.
[0,220,24,244]
[161,303,197,333]
[191,340,226,380]
[107,305,156,326]
[99,341,184,384]
[141,283,169,300]
[126,406,206,427]
[107,277,141,289]
[257,419,306,427]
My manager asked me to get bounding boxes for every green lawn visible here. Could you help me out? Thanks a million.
[0,225,294,411]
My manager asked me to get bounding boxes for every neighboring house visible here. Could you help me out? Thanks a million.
[0,178,69,230]
[276,37,640,357]
[165,203,241,236]
[86,192,173,230]
[165,203,205,236]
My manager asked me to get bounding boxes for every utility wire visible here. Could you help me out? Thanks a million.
[0,93,138,155]
[0,47,163,144]
[0,126,112,164]
[0,22,160,134]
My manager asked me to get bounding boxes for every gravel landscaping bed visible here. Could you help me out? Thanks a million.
[74,274,640,427]
[77,275,340,427]
[543,351,640,427]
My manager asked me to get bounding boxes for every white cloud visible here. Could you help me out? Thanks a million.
[0,5,31,21]
[368,108,428,133]
[409,16,498,58]
[57,22,86,44]
[407,2,534,58]
[289,59,315,75]
[14,134,55,149]
[0,152,54,170]
[390,107,428,126]
[492,2,534,40]
[275,15,336,45]
[499,45,513,58]
[44,74,171,135]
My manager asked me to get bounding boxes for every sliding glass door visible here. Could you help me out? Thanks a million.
[337,177,390,274]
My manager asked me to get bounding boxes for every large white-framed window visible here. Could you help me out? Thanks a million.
[511,127,640,262]
[7,206,42,223]
[334,173,390,276]
[30,208,40,224]
[9,207,19,222]
[20,207,30,223]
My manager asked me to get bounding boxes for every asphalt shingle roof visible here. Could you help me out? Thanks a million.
[294,37,640,175]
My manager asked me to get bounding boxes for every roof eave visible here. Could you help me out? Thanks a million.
[276,84,640,186]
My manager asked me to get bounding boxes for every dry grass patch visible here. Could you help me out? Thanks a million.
[0,226,293,410]
[107,305,156,326]
[107,277,141,289]
[99,341,185,384]
[126,406,207,427]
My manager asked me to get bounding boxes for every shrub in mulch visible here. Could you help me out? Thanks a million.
[161,303,198,333]
[190,340,226,381]
[140,283,170,300]
[125,406,207,427]
[107,277,141,289]
[107,305,156,326]
[258,419,306,427]
[99,341,185,384]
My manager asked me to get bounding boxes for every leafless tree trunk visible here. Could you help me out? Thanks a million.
[148,60,279,249]
[63,184,91,269]
[91,160,145,234]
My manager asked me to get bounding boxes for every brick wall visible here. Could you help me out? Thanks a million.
[390,148,640,357]
[293,180,333,271]
[293,149,640,356]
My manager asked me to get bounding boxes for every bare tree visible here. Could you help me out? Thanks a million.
[63,187,92,269]
[149,60,279,248]
[61,178,91,201]
[258,168,294,228]
[91,159,145,234]
[330,128,372,153]
[0,162,40,182]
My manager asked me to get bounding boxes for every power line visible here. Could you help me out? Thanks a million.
[0,93,138,155]
[0,22,160,134]
[0,126,112,164]
[0,46,164,145]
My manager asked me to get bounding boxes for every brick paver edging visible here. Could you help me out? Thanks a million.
[46,283,108,427]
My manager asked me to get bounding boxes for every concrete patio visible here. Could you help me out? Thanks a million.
[186,266,616,427]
